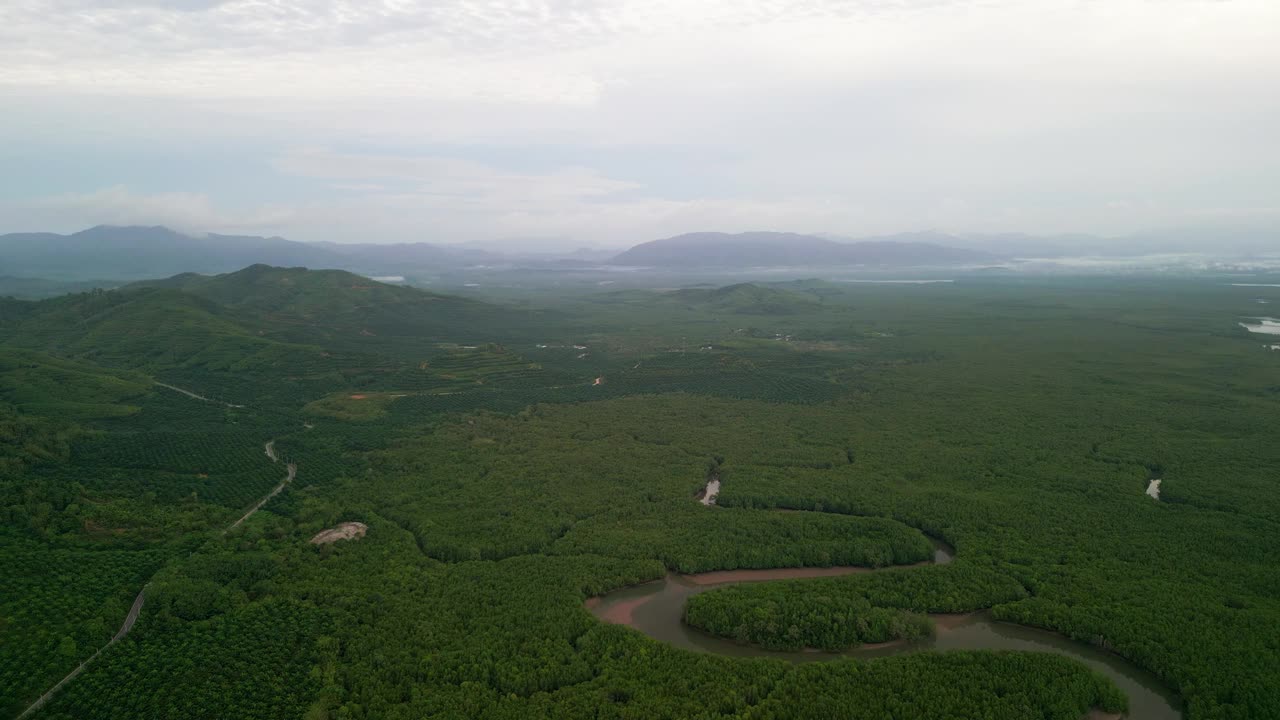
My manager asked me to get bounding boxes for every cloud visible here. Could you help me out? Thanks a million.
[271,190,866,246]
[1,186,295,235]
[273,148,642,200]
[257,148,841,243]
[4,175,1274,248]
[0,0,1278,243]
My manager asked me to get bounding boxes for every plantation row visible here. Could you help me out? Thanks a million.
[382,371,846,420]
[33,599,325,720]
[72,431,276,474]
[4,273,1280,719]
[0,536,166,718]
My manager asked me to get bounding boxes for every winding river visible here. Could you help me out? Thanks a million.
[588,540,1180,720]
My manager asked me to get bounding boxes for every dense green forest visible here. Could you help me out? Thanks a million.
[2,267,1277,719]
[684,564,1028,651]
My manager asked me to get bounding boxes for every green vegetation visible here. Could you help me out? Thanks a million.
[684,564,1028,650]
[665,283,824,314]
[0,532,165,715]
[553,507,932,573]
[2,270,1278,719]
[749,652,1127,719]
[302,392,399,422]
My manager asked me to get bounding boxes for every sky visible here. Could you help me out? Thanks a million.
[1,0,1277,248]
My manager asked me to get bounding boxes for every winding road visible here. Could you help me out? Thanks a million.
[227,461,296,532]
[153,381,245,408]
[17,590,147,719]
[17,387,295,719]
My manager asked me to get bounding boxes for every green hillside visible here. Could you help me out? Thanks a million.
[1,267,556,406]
[3,273,1279,720]
[667,282,822,314]
[136,264,526,332]
[131,264,483,320]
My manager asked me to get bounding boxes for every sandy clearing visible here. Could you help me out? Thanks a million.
[699,477,721,506]
[310,521,368,545]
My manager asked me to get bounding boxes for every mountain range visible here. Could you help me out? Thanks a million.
[0,225,497,282]
[610,231,995,268]
[3,225,1276,285]
[0,226,998,282]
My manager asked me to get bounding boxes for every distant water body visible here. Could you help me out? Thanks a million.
[1239,317,1280,336]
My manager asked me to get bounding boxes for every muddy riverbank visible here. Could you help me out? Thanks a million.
[586,536,1179,719]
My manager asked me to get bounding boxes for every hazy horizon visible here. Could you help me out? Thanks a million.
[7,224,1280,262]
[2,0,1278,250]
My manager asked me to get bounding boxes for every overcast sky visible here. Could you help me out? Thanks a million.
[1,0,1277,247]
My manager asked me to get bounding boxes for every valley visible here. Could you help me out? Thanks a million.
[1,268,1278,719]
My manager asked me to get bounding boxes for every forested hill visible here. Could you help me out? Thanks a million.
[0,226,341,280]
[665,283,823,314]
[0,225,509,282]
[126,264,488,318]
[0,265,551,406]
[4,276,1280,719]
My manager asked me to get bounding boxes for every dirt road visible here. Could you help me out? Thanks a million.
[153,381,245,408]
[18,589,146,719]
[20,382,296,718]
[228,462,296,531]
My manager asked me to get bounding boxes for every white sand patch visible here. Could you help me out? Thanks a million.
[700,478,721,506]
[310,521,368,545]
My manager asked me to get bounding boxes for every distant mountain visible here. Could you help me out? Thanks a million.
[310,241,497,267]
[453,237,627,263]
[0,225,346,280]
[853,231,1120,258]
[6,225,1274,282]
[824,228,1280,258]
[610,232,994,268]
[0,226,494,281]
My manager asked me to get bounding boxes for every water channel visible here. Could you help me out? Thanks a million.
[588,540,1180,719]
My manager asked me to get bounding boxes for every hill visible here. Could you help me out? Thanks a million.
[0,265,549,405]
[4,273,1280,719]
[0,226,348,280]
[0,347,153,472]
[610,231,993,268]
[666,283,822,314]
[129,264,489,321]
